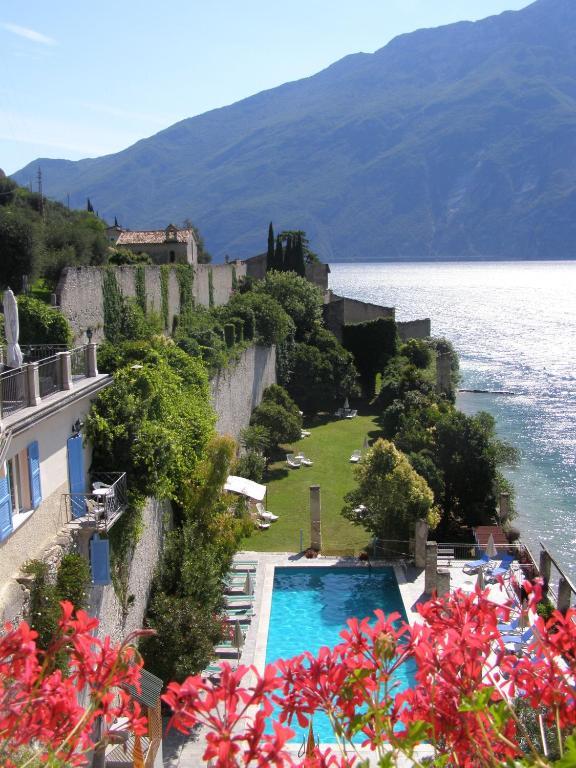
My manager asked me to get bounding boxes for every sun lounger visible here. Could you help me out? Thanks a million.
[296,453,313,466]
[258,521,271,529]
[497,616,521,633]
[500,626,533,652]
[256,503,279,522]
[350,450,362,463]
[345,409,358,418]
[286,453,301,468]
[486,554,516,580]
[224,608,254,622]
[225,594,255,604]
[463,553,491,574]
[231,561,257,571]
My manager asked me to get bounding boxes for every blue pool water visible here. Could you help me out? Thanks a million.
[265,566,415,743]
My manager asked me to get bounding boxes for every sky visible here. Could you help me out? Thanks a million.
[1,0,534,175]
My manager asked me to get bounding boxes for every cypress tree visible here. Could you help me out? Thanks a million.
[285,234,295,272]
[86,198,94,213]
[275,235,284,271]
[293,233,304,277]
[266,222,275,271]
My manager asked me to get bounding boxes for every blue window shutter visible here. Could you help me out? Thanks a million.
[90,534,111,585]
[67,435,86,518]
[27,441,42,509]
[0,473,13,542]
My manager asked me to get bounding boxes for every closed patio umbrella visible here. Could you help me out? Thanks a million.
[3,289,23,368]
[343,397,350,410]
[233,619,244,661]
[244,571,253,595]
[486,533,498,559]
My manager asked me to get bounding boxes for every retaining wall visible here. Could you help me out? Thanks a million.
[56,261,247,343]
[210,345,277,441]
[397,318,431,340]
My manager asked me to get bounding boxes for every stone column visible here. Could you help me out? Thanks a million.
[59,351,73,390]
[27,363,41,406]
[499,492,510,522]
[87,343,98,377]
[424,541,438,595]
[436,353,452,396]
[436,568,451,597]
[414,519,429,569]
[539,550,552,596]
[557,577,572,613]
[310,485,322,551]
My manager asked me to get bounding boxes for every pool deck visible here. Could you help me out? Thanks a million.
[165,551,479,766]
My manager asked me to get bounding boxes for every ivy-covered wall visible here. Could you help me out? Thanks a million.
[55,261,247,343]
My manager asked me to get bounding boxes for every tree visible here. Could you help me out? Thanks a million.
[343,438,439,540]
[226,291,294,346]
[286,328,358,413]
[250,400,302,449]
[17,295,73,346]
[294,232,305,277]
[0,207,38,291]
[266,222,275,270]
[252,271,322,340]
[401,338,432,369]
[86,197,94,213]
[275,234,284,270]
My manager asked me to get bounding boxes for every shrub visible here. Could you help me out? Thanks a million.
[250,400,302,448]
[401,338,432,369]
[17,295,72,347]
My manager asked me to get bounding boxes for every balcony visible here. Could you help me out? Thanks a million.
[0,344,98,421]
[64,472,128,532]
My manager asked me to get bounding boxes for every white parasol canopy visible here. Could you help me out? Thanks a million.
[224,475,266,502]
[486,533,498,559]
[233,619,244,660]
[343,397,350,410]
[3,289,23,368]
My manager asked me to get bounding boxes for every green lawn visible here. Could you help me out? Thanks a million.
[241,408,382,554]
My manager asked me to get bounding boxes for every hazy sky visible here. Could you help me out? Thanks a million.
[1,0,534,175]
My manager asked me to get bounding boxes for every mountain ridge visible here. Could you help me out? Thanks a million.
[13,0,576,262]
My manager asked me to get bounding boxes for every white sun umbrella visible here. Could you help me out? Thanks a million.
[344,396,350,410]
[486,533,498,559]
[3,289,23,368]
[233,619,244,661]
[476,567,485,590]
[363,435,370,450]
[244,571,253,596]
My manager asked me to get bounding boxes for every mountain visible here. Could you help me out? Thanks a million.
[13,0,576,262]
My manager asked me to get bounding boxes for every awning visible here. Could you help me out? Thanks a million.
[224,475,266,501]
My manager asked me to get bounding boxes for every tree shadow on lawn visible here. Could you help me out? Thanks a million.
[265,466,290,483]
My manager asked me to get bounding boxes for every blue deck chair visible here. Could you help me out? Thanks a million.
[487,553,515,580]
[500,626,533,650]
[497,616,521,633]
[463,552,491,573]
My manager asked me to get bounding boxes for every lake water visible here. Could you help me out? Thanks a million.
[329,261,576,580]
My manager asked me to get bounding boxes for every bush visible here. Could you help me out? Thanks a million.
[17,295,72,347]
[226,292,294,346]
[250,400,302,448]
[56,554,91,610]
[235,451,266,483]
[401,338,432,369]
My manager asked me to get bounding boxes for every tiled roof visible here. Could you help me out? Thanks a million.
[116,228,193,245]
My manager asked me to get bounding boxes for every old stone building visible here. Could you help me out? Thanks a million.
[115,224,198,265]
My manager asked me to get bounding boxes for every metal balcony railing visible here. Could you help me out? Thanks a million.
[0,367,28,416]
[0,345,94,421]
[37,356,60,398]
[64,472,127,532]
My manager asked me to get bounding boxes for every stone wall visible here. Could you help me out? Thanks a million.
[210,345,277,440]
[56,261,247,343]
[323,294,396,342]
[397,318,431,341]
[90,498,171,644]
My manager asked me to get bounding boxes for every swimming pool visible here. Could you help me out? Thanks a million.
[265,566,415,743]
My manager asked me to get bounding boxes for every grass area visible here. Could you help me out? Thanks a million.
[241,406,383,554]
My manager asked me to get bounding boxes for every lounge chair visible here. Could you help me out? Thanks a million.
[463,552,491,574]
[500,626,534,652]
[497,616,522,633]
[486,554,516,580]
[225,594,255,605]
[231,561,257,571]
[256,502,279,521]
[296,453,313,466]
[224,608,254,622]
[286,453,301,468]
[301,430,311,437]
[350,450,362,463]
[345,409,358,419]
[258,521,271,530]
